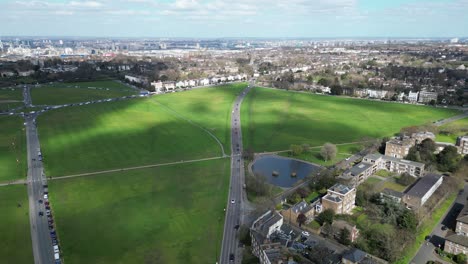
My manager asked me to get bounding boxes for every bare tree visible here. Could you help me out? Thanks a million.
[320,143,337,161]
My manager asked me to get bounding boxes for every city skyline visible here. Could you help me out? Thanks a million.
[1,0,467,38]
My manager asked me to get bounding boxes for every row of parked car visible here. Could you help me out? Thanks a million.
[38,183,61,264]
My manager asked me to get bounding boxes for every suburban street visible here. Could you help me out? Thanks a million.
[219,80,254,264]
[25,113,55,264]
[411,183,468,264]
[23,86,55,264]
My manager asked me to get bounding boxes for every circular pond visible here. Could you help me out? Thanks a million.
[251,155,321,188]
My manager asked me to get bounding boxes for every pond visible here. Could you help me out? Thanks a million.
[250,155,321,188]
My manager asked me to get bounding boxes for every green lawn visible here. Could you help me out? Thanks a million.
[38,98,224,176]
[242,87,458,152]
[0,116,27,181]
[0,88,23,111]
[31,81,136,105]
[153,83,246,152]
[380,180,407,192]
[49,159,230,264]
[436,117,468,143]
[0,185,33,263]
[364,177,383,186]
[280,143,362,166]
[396,193,457,264]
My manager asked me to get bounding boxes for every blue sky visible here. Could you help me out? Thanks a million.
[0,0,467,38]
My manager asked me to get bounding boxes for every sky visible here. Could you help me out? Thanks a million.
[0,0,467,38]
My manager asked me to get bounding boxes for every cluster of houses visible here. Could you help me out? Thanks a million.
[124,73,249,93]
[444,205,468,255]
[248,131,461,263]
[250,208,387,264]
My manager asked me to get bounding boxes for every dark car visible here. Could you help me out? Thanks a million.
[38,199,43,204]
[229,254,235,261]
[39,211,44,216]
[45,201,49,206]
[234,224,240,230]
[442,226,448,231]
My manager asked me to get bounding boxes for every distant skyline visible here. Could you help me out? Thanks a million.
[1,0,467,38]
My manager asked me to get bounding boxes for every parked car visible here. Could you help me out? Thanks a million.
[301,231,310,237]
[229,254,235,262]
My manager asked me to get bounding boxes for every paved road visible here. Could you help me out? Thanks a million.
[433,111,468,126]
[219,80,254,264]
[411,183,467,264]
[25,113,55,264]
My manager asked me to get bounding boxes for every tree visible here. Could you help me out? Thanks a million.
[454,253,467,264]
[338,228,351,246]
[397,210,418,231]
[437,146,461,172]
[396,173,416,186]
[297,213,307,227]
[290,144,303,156]
[296,187,310,198]
[320,143,337,161]
[316,209,335,226]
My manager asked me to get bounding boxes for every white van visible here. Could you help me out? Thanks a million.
[54,253,60,260]
[53,245,59,254]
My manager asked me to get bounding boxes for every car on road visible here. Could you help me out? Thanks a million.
[39,211,44,216]
[38,199,43,204]
[229,254,235,262]
[234,224,240,230]
[231,199,235,204]
[425,235,431,241]
[301,231,310,237]
[44,194,48,199]
[46,210,51,216]
[53,245,59,254]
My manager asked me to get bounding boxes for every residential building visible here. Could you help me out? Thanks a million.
[445,204,468,255]
[200,78,210,86]
[251,211,294,264]
[323,220,360,243]
[340,162,376,186]
[342,248,388,264]
[402,174,443,210]
[340,153,424,187]
[321,184,356,215]
[408,91,419,102]
[418,91,438,103]
[380,188,403,204]
[444,235,468,255]
[164,82,175,91]
[124,75,147,84]
[412,131,436,144]
[456,136,468,155]
[385,138,414,158]
[150,81,164,93]
[281,200,315,224]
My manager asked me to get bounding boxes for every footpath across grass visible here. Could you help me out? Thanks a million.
[0,88,23,111]
[38,98,224,176]
[31,80,136,105]
[49,159,230,264]
[242,87,458,152]
[154,83,246,153]
[0,185,33,264]
[38,84,244,176]
[396,193,457,264]
[436,117,468,143]
[0,116,27,181]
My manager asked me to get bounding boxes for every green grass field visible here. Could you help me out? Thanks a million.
[0,185,33,264]
[153,83,246,152]
[0,88,23,111]
[31,81,136,105]
[242,88,458,152]
[0,116,27,181]
[436,117,468,143]
[38,84,244,176]
[49,159,229,264]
